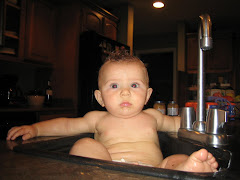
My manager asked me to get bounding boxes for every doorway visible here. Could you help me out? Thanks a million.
[136,48,177,108]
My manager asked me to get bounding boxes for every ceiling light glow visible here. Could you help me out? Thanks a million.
[153,1,164,8]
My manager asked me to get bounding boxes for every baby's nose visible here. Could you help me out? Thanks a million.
[120,88,130,96]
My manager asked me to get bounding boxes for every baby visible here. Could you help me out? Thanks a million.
[7,51,218,172]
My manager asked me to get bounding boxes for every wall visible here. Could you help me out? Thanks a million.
[133,32,177,52]
[133,32,179,104]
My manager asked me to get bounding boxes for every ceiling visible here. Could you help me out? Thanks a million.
[91,0,240,37]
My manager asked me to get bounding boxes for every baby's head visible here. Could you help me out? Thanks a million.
[95,50,153,117]
[98,50,149,89]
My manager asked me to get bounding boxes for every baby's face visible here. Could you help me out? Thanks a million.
[95,61,152,118]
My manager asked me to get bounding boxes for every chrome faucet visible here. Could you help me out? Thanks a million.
[178,14,228,147]
[193,14,212,132]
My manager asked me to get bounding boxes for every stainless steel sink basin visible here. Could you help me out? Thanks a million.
[13,132,233,179]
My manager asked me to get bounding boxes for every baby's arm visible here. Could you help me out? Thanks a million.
[145,108,180,132]
[7,111,101,141]
[160,114,180,132]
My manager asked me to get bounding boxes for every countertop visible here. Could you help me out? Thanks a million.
[1,115,240,179]
[1,134,240,180]
[0,137,162,180]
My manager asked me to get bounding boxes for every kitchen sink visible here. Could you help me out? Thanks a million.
[13,132,233,179]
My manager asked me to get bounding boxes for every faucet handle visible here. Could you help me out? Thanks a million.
[206,108,228,134]
[180,107,195,130]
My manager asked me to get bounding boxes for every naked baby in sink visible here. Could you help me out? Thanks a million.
[7,50,218,172]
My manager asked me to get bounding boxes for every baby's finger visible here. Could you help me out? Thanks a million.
[10,127,29,140]
[7,126,21,140]
[22,133,32,140]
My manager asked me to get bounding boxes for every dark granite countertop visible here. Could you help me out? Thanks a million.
[1,134,240,180]
[0,137,162,180]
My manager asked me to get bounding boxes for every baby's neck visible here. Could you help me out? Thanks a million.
[107,110,144,120]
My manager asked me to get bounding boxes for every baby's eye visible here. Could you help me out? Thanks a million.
[131,83,139,88]
[111,84,118,88]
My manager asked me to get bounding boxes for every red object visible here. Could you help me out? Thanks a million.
[213,92,222,97]
[223,96,234,102]
[185,102,197,111]
[185,102,218,112]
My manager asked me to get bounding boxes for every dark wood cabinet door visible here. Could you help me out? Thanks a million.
[82,6,118,41]
[187,35,198,72]
[0,0,26,59]
[103,17,117,40]
[206,34,232,72]
[25,0,55,63]
[83,8,103,34]
[187,33,232,73]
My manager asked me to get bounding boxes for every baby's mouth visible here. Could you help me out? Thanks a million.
[120,102,132,107]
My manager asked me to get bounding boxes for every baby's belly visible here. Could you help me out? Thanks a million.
[107,141,163,167]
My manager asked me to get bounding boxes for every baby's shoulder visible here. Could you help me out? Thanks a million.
[144,108,160,115]
[84,110,108,119]
[143,108,164,120]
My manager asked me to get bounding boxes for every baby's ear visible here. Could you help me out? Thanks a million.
[94,90,105,107]
[145,88,153,105]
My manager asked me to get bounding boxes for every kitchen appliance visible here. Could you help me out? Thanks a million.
[78,31,130,116]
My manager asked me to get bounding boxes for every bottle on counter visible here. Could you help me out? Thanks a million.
[153,101,166,114]
[167,101,179,116]
[45,80,53,106]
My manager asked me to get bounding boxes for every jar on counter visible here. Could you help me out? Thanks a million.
[167,101,179,116]
[153,101,166,114]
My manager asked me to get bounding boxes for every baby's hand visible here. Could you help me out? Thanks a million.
[6,125,38,141]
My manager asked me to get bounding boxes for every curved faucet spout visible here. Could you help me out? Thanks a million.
[179,14,228,146]
[193,14,213,132]
[199,14,213,50]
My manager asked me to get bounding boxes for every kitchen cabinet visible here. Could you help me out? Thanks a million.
[206,33,232,72]
[0,0,26,59]
[187,32,233,73]
[24,0,55,64]
[53,1,119,109]
[186,35,198,71]
[103,17,117,40]
[185,32,234,103]
[82,2,118,40]
[0,0,55,64]
[0,0,119,115]
[82,7,103,34]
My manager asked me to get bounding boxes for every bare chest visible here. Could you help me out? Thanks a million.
[95,115,158,144]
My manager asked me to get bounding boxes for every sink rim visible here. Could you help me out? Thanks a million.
[13,132,230,179]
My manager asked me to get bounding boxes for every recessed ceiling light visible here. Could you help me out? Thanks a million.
[153,1,165,8]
